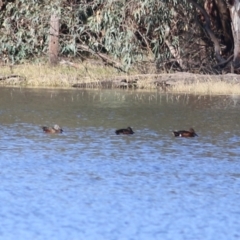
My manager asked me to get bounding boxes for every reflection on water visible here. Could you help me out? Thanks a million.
[0,87,240,240]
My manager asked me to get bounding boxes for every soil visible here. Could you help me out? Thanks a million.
[72,72,240,90]
[1,71,240,90]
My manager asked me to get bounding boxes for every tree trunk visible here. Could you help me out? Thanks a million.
[228,0,240,67]
[188,0,225,63]
[49,14,60,66]
[214,0,233,53]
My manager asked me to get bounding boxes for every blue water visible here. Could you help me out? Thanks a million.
[0,88,240,240]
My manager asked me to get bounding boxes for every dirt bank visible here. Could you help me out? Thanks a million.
[71,72,240,90]
[1,64,240,94]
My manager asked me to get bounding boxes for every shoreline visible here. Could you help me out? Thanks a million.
[1,63,240,94]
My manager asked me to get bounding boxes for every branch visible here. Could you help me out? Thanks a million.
[0,75,26,81]
[164,25,187,70]
[77,44,126,73]
[213,54,234,69]
[187,0,225,64]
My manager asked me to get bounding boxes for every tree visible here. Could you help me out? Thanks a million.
[228,0,240,68]
[188,0,240,72]
[1,0,239,74]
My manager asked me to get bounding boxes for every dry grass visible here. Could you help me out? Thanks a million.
[171,75,240,95]
[1,61,240,95]
[0,60,122,87]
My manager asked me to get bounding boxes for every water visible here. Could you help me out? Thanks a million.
[0,87,240,240]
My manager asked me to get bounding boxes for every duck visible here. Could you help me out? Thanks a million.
[42,124,63,133]
[172,128,198,137]
[115,127,134,135]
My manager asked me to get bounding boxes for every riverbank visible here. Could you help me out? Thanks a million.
[1,61,240,94]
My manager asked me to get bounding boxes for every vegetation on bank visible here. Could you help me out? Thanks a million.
[1,0,240,93]
[1,0,240,74]
[1,62,240,95]
[0,60,118,87]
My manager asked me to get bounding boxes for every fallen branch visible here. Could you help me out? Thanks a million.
[77,44,126,73]
[0,75,26,81]
[59,60,79,69]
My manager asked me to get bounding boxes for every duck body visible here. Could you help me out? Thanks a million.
[115,127,134,135]
[173,128,197,137]
[42,124,63,133]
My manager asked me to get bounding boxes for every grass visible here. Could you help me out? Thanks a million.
[171,76,240,95]
[1,61,240,95]
[0,60,121,87]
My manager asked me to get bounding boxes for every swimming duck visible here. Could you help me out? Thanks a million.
[115,127,134,135]
[42,124,63,133]
[172,128,198,137]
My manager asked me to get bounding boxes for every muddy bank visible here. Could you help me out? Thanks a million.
[1,72,240,90]
[72,72,240,90]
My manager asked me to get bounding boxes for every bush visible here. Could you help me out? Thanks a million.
[1,0,202,72]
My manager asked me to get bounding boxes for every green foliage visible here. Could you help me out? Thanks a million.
[0,0,193,71]
[0,0,50,63]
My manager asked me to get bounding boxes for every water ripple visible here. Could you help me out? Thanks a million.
[0,89,240,240]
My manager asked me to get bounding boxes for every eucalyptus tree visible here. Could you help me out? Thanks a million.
[70,0,195,72]
[75,0,240,73]
[1,0,239,73]
[187,0,240,72]
[0,0,194,71]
